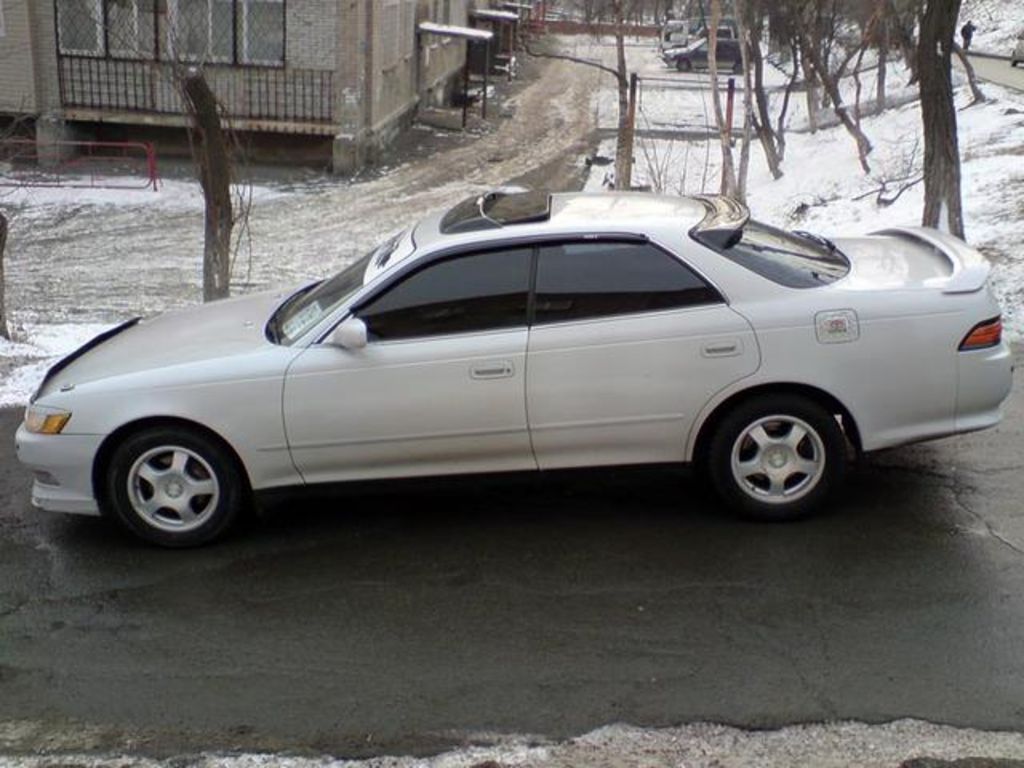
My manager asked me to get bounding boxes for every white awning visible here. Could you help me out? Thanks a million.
[472,9,520,22]
[418,22,494,41]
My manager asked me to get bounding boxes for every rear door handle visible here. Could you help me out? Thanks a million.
[701,339,742,358]
[470,360,515,380]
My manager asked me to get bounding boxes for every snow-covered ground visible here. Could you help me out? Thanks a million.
[5,719,1024,767]
[961,0,1023,54]
[2,37,1023,407]
[3,28,1024,768]
[586,42,1024,344]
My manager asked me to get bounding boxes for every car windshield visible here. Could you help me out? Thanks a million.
[706,220,850,288]
[267,235,401,345]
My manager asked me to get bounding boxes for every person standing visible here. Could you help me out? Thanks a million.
[961,20,977,50]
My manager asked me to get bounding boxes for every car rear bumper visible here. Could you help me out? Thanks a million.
[15,424,103,516]
[956,340,1014,432]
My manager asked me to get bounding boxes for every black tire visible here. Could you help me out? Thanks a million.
[676,58,693,72]
[707,394,847,522]
[103,426,247,547]
[732,59,743,74]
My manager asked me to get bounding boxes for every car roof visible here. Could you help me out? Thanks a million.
[413,191,717,253]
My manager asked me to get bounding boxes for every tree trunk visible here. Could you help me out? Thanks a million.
[918,0,965,238]
[180,72,233,302]
[735,0,755,200]
[610,18,634,191]
[745,3,783,179]
[0,212,9,341]
[707,0,737,197]
[876,38,888,113]
[953,42,986,104]
[612,3,633,190]
[802,34,873,174]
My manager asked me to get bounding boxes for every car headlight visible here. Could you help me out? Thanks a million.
[24,405,72,435]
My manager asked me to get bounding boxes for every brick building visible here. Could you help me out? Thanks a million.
[0,0,480,171]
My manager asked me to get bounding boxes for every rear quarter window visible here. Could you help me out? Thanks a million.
[699,221,850,288]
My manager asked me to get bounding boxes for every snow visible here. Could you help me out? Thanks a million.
[5,719,1024,767]
[1,17,1023,413]
[585,43,1024,341]
[960,0,1024,54]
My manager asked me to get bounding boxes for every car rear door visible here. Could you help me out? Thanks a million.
[282,247,536,485]
[525,239,760,469]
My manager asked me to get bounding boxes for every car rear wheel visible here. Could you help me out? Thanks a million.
[708,395,846,521]
[676,58,693,72]
[104,426,246,546]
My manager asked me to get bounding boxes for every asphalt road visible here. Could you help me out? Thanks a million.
[967,53,1024,91]
[0,352,1022,757]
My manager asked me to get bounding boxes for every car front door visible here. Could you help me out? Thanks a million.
[282,247,536,485]
[525,239,760,469]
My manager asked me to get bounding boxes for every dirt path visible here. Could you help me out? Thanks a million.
[4,56,602,327]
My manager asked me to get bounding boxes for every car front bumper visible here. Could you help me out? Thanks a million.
[15,423,104,516]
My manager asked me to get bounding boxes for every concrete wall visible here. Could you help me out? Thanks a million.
[0,0,38,113]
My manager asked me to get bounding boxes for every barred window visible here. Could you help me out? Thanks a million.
[168,0,234,62]
[240,0,284,65]
[107,0,155,58]
[57,0,103,55]
[54,0,284,65]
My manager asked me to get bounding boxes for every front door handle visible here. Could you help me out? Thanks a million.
[470,360,515,380]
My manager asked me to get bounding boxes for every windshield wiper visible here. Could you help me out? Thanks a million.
[792,229,837,252]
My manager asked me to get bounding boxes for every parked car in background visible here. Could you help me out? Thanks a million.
[16,191,1013,546]
[659,17,738,50]
[1012,34,1024,66]
[663,36,743,73]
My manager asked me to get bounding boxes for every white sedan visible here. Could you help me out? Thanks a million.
[16,192,1014,546]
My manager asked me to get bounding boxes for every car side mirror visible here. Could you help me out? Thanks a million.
[330,317,368,350]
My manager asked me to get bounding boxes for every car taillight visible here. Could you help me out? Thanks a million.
[959,316,1002,351]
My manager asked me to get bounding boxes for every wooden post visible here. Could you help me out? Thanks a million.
[482,41,490,119]
[462,49,470,129]
[725,76,735,142]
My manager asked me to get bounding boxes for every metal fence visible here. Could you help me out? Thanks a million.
[0,138,160,191]
[58,57,334,125]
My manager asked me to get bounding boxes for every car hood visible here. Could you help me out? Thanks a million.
[37,289,290,398]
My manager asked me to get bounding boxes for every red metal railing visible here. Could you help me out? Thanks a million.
[0,139,160,191]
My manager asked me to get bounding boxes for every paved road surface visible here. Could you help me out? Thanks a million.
[967,53,1024,91]
[0,349,1022,757]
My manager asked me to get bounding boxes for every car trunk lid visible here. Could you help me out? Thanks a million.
[833,227,991,293]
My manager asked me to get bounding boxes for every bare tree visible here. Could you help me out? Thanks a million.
[795,0,874,174]
[917,0,964,237]
[522,2,637,189]
[178,71,234,302]
[0,210,9,340]
[952,42,986,105]
[707,0,737,196]
[738,0,783,179]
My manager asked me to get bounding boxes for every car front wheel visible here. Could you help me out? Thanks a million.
[104,426,246,546]
[676,58,693,72]
[708,395,847,521]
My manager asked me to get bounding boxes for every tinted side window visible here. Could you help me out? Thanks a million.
[356,248,531,341]
[535,242,721,324]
